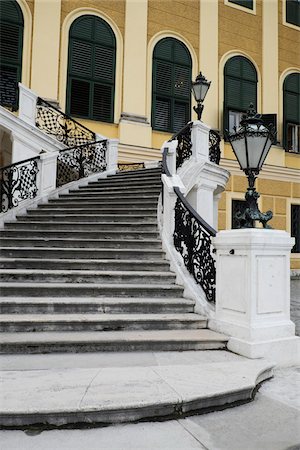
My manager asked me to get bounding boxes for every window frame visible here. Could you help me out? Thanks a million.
[66,15,116,123]
[283,0,300,30]
[283,73,300,152]
[224,0,256,15]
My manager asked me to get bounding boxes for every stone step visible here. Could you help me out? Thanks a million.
[43,199,159,207]
[0,329,227,354]
[0,247,165,260]
[0,269,176,285]
[0,297,195,314]
[0,229,159,239]
[0,258,170,271]
[26,207,157,215]
[0,282,184,298]
[58,192,160,199]
[0,237,162,249]
[68,187,161,195]
[15,214,157,223]
[0,359,273,427]
[85,179,161,188]
[113,167,161,176]
[4,221,158,232]
[108,171,161,180]
[0,313,206,332]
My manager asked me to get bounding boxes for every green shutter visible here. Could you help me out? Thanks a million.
[0,0,23,109]
[228,0,253,10]
[286,0,300,27]
[283,73,300,149]
[67,15,116,122]
[152,38,191,133]
[224,56,257,132]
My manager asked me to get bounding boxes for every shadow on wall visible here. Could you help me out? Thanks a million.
[0,127,12,167]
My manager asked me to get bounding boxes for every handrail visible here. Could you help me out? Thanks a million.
[169,121,192,142]
[36,97,95,135]
[162,148,171,177]
[0,155,40,172]
[173,187,217,237]
[59,139,107,153]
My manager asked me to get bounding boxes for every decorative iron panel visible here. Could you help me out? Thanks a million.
[173,190,216,303]
[57,140,107,187]
[173,122,192,169]
[36,97,95,147]
[117,162,145,172]
[209,129,221,165]
[1,157,39,213]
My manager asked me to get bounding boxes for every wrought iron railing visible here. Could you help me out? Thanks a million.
[36,97,95,147]
[57,140,107,187]
[173,187,217,302]
[209,129,221,165]
[169,122,192,169]
[0,156,40,213]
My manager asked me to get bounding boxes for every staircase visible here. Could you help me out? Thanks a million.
[0,167,227,353]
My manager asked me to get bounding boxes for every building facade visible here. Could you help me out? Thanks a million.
[0,0,299,269]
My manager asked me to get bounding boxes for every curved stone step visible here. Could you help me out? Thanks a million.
[0,297,195,314]
[0,282,184,298]
[0,329,227,354]
[27,207,158,215]
[0,230,160,240]
[0,247,165,260]
[0,313,206,332]
[0,258,169,272]
[4,221,158,231]
[15,214,157,223]
[0,237,162,249]
[0,359,273,427]
[0,270,176,285]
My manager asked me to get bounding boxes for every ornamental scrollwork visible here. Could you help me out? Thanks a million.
[36,98,95,147]
[173,197,216,302]
[209,129,221,165]
[1,159,39,213]
[56,141,107,187]
[175,123,192,169]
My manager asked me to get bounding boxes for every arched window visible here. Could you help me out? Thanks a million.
[283,73,300,153]
[152,38,192,133]
[66,15,116,122]
[0,0,24,109]
[224,56,257,133]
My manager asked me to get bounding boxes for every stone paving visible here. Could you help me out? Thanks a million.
[291,279,300,336]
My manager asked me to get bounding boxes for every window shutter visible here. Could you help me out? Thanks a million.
[0,0,23,109]
[224,56,257,132]
[283,73,300,149]
[152,38,191,133]
[228,0,253,10]
[67,15,116,122]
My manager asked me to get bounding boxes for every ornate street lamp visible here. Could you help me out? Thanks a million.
[191,72,211,120]
[226,104,276,229]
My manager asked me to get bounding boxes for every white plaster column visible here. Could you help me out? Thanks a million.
[192,180,216,226]
[18,83,38,126]
[262,0,278,115]
[191,120,210,161]
[210,229,300,365]
[119,0,151,147]
[31,0,61,100]
[106,139,119,173]
[199,0,219,128]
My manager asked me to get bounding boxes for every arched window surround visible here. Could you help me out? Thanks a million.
[60,8,123,124]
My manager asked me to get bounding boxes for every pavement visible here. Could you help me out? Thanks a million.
[291,278,300,336]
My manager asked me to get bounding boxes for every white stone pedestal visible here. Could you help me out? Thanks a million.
[210,229,300,365]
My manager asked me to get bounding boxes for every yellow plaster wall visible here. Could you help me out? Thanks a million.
[218,0,262,71]
[60,0,125,35]
[147,0,199,54]
[278,1,300,75]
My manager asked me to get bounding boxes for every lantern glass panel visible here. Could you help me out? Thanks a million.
[231,137,248,170]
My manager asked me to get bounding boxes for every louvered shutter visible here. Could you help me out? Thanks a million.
[0,0,23,109]
[152,38,192,133]
[67,15,116,122]
[286,0,300,27]
[283,73,300,149]
[224,56,257,132]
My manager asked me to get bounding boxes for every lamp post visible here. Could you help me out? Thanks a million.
[191,72,211,121]
[226,104,276,229]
